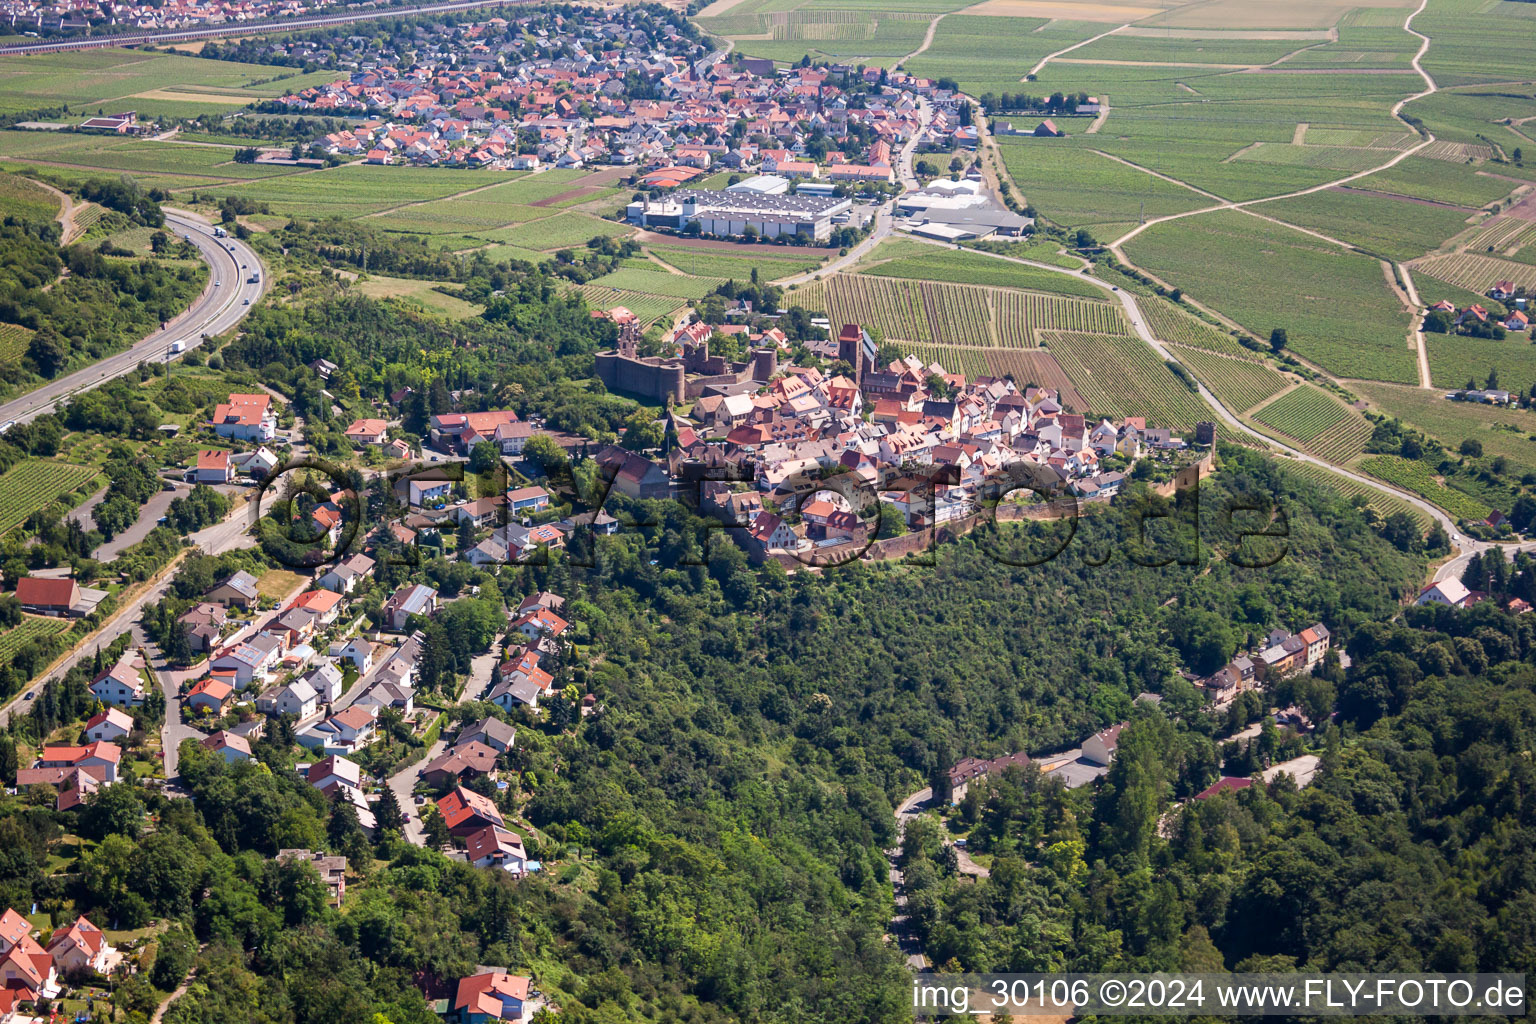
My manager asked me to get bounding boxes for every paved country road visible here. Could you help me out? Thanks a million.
[0,210,264,428]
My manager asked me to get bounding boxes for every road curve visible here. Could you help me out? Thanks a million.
[0,210,264,428]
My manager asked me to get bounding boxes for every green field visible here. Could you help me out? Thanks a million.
[795,275,1128,347]
[0,170,58,225]
[1280,459,1434,531]
[1422,330,1536,397]
[1040,329,1214,429]
[1361,454,1493,520]
[0,614,72,665]
[860,247,1108,297]
[1139,297,1254,356]
[0,460,99,535]
[697,0,972,66]
[1348,156,1520,209]
[1257,188,1476,262]
[0,132,304,181]
[1124,210,1418,383]
[1251,384,1373,461]
[1168,345,1289,414]
[996,139,1215,229]
[650,245,826,283]
[575,285,687,328]
[587,267,725,299]
[1357,381,1536,477]
[218,165,530,219]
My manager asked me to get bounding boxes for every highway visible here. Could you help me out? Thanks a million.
[0,209,264,428]
[0,0,540,54]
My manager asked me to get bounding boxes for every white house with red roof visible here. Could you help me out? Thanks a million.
[46,915,115,976]
[85,707,134,744]
[195,449,234,485]
[90,657,145,707]
[210,393,275,442]
[0,907,59,1007]
[187,676,235,714]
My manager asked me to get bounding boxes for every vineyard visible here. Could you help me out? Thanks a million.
[792,277,1129,348]
[1413,251,1536,294]
[1460,216,1536,255]
[1251,385,1373,461]
[1140,299,1253,357]
[1281,460,1434,531]
[983,350,1087,412]
[1039,330,1214,429]
[0,614,72,666]
[1360,455,1493,521]
[1169,345,1289,414]
[575,285,688,328]
[899,343,990,380]
[0,459,99,535]
[0,322,34,363]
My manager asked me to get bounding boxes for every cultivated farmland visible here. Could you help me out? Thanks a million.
[1413,251,1536,295]
[0,460,99,535]
[1280,459,1434,531]
[0,614,72,666]
[1356,380,1536,478]
[795,276,1128,347]
[1250,384,1372,461]
[1360,454,1493,520]
[576,286,688,328]
[860,248,1109,298]
[1168,345,1289,413]
[1139,298,1253,356]
[1040,329,1214,429]
[587,268,725,300]
[1123,210,1418,383]
[982,349,1087,412]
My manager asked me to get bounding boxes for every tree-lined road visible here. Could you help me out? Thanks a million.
[0,210,264,428]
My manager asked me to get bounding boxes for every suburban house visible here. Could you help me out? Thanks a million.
[510,608,568,644]
[258,677,320,719]
[302,663,345,704]
[506,485,551,515]
[84,707,134,744]
[1417,578,1473,608]
[299,755,377,830]
[27,742,121,784]
[292,588,344,625]
[383,583,438,630]
[211,633,285,686]
[453,970,532,1024]
[205,570,261,608]
[437,785,504,836]
[277,849,346,905]
[178,602,229,653]
[195,449,235,485]
[210,393,276,442]
[297,704,378,753]
[187,676,235,715]
[46,915,115,976]
[344,418,390,446]
[464,825,530,875]
[329,637,375,674]
[90,658,146,707]
[421,740,499,788]
[201,730,253,764]
[0,907,60,1006]
[459,716,517,754]
[319,553,376,594]
[1081,723,1126,766]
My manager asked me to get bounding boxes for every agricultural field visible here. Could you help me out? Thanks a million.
[217,165,527,220]
[1123,210,1419,383]
[1360,454,1493,520]
[1168,345,1289,413]
[1413,251,1536,295]
[0,132,304,182]
[0,170,58,225]
[350,275,482,318]
[0,460,100,535]
[1039,329,1214,429]
[1256,188,1478,262]
[587,267,725,300]
[1348,156,1520,208]
[0,49,332,116]
[1411,271,1508,318]
[1279,459,1434,531]
[995,139,1215,229]
[967,238,1085,269]
[1356,381,1536,478]
[1460,216,1536,257]
[1250,384,1372,460]
[697,0,971,66]
[479,212,631,252]
[575,285,687,328]
[1422,329,1536,398]
[981,349,1087,411]
[1139,297,1253,356]
[795,275,1129,346]
[859,247,1108,298]
[0,615,72,666]
[0,321,34,364]
[649,246,827,282]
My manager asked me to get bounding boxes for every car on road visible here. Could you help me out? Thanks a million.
[215,280,221,286]
[23,692,34,701]
[0,420,13,434]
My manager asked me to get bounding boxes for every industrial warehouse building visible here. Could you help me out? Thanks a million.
[626,189,853,242]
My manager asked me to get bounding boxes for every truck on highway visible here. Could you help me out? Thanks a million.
[213,227,227,238]
[168,341,185,354]
[247,273,259,284]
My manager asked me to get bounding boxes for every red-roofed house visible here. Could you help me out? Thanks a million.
[195,449,234,484]
[85,707,134,744]
[464,825,529,875]
[344,418,389,446]
[437,785,504,836]
[1082,722,1125,766]
[47,915,115,976]
[454,970,531,1023]
[0,907,58,1004]
[187,676,235,714]
[210,393,275,442]
[1194,776,1253,800]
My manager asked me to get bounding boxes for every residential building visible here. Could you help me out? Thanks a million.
[46,915,114,976]
[84,707,134,744]
[90,658,145,707]
[383,583,438,630]
[210,393,276,442]
[277,849,347,906]
[437,785,504,836]
[464,825,530,875]
[319,553,376,594]
[194,449,234,485]
[453,970,531,1024]
[1081,723,1125,766]
[204,570,261,608]
[201,730,253,764]
[187,676,235,714]
[16,576,83,616]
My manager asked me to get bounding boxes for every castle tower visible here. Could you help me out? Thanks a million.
[752,347,778,382]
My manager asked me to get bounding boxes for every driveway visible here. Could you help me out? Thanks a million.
[133,623,206,786]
